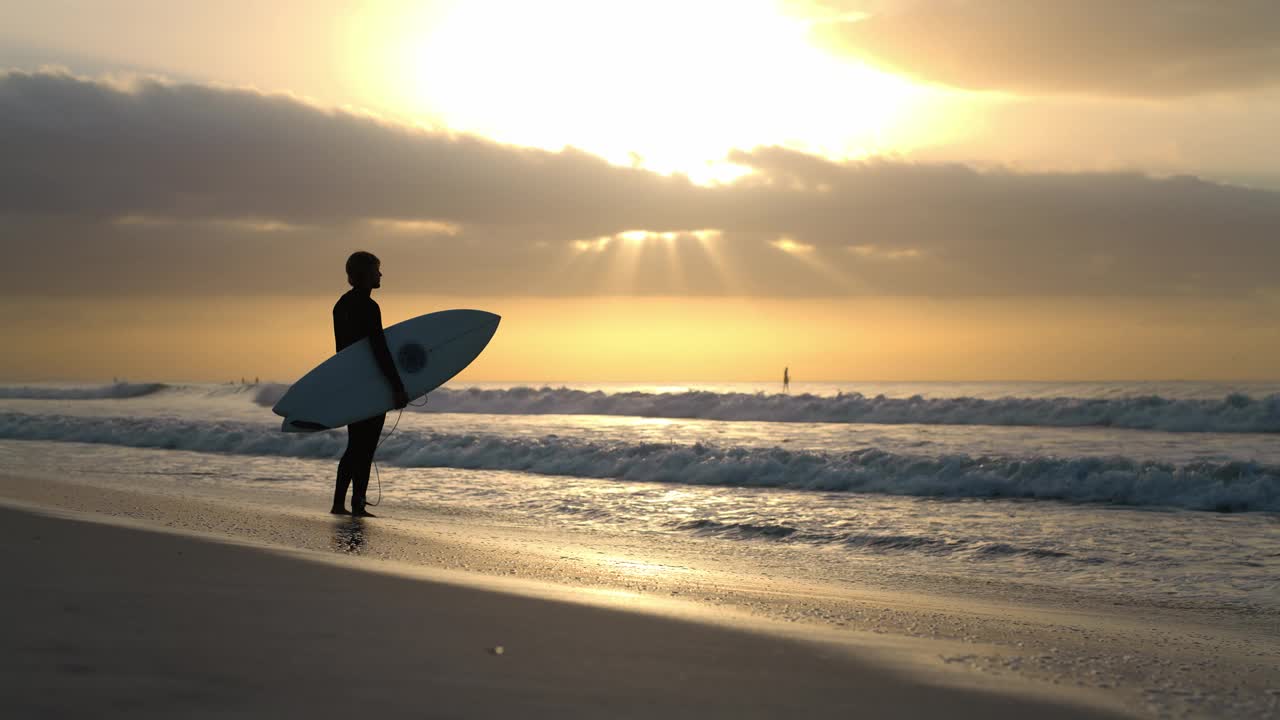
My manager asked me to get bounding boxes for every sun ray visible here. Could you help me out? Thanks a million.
[690,230,742,295]
[661,232,687,295]
[770,236,859,291]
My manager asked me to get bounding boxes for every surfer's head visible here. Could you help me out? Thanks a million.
[346,251,382,290]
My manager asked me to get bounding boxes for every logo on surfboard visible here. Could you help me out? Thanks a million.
[397,342,428,374]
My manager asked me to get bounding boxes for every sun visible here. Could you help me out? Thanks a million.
[346,0,938,181]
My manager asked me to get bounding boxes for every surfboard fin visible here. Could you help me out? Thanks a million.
[283,418,330,432]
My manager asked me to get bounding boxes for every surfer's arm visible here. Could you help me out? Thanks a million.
[366,301,408,401]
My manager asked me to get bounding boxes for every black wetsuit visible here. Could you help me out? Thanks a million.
[332,288,405,513]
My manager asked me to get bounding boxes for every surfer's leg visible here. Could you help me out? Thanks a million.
[331,471,352,513]
[332,427,359,513]
[350,413,386,515]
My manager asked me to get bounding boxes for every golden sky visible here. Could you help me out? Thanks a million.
[2,0,1279,381]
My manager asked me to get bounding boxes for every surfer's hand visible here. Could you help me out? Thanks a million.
[393,388,409,409]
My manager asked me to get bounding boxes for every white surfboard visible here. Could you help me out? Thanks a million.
[273,309,500,432]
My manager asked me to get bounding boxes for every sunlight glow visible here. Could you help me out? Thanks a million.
[562,228,734,294]
[573,238,611,252]
[848,244,923,260]
[113,215,301,233]
[576,229,720,252]
[771,237,814,254]
[351,0,940,181]
[365,219,461,235]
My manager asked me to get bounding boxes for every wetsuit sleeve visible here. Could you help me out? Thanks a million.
[367,300,406,395]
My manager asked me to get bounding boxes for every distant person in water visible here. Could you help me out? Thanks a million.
[331,251,408,517]
[783,367,790,393]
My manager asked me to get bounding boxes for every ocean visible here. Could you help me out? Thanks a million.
[1,380,1277,613]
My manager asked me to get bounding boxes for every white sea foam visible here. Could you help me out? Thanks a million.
[241,384,1280,433]
[3,411,1275,512]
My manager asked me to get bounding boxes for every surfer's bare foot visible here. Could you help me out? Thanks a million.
[330,506,350,515]
[352,508,377,518]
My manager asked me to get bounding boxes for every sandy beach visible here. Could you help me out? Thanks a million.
[0,473,1149,719]
[5,468,1276,719]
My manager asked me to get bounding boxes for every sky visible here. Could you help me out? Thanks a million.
[2,0,1279,382]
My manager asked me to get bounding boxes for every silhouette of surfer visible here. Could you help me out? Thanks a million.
[331,251,408,517]
[783,366,790,393]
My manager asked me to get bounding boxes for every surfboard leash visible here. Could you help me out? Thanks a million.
[367,393,429,507]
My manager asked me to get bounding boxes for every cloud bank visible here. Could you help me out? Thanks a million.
[810,0,1280,97]
[3,70,1280,298]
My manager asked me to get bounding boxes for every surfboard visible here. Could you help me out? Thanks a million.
[272,309,500,433]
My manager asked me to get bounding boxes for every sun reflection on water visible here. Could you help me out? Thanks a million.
[598,556,694,578]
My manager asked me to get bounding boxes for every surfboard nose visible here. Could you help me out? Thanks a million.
[455,310,500,350]
[453,309,500,342]
[462,309,501,327]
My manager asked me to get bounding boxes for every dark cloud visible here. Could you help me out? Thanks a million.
[0,70,707,233]
[3,69,1280,298]
[809,0,1280,97]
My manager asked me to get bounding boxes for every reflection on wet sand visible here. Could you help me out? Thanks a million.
[332,518,366,554]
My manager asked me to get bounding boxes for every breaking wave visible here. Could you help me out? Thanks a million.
[0,383,168,400]
[2,411,1275,512]
[253,385,1280,432]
